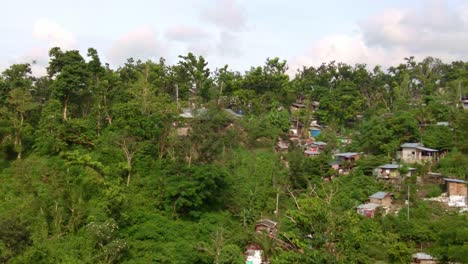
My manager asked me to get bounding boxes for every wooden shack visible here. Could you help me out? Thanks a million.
[412,252,438,264]
[255,219,277,237]
[444,178,467,197]
[369,191,393,207]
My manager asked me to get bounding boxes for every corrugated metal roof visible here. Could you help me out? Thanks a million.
[436,121,449,126]
[412,252,435,260]
[335,152,360,158]
[256,219,277,228]
[357,203,380,210]
[401,143,421,148]
[378,164,400,169]
[369,191,390,199]
[444,178,468,184]
[312,141,327,146]
[416,146,438,152]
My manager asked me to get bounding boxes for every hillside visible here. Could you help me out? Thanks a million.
[0,50,467,263]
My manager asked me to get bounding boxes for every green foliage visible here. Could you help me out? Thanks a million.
[0,49,467,263]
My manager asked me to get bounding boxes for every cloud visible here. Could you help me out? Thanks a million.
[290,1,468,72]
[19,47,49,76]
[360,1,468,55]
[32,18,76,49]
[202,0,246,32]
[217,31,241,56]
[107,27,166,65]
[165,25,210,42]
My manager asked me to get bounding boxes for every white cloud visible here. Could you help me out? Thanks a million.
[107,27,166,65]
[32,18,76,49]
[217,31,241,56]
[202,0,246,32]
[165,25,210,42]
[19,47,49,76]
[290,1,468,72]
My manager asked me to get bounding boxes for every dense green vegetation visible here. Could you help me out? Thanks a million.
[0,49,467,263]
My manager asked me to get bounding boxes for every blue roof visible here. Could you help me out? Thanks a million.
[369,191,391,199]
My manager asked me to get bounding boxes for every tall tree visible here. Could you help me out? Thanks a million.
[47,47,89,120]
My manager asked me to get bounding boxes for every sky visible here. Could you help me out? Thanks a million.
[1,0,468,76]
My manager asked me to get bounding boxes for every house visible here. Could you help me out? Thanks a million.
[375,164,416,183]
[309,124,321,138]
[399,143,439,164]
[369,191,393,207]
[245,244,263,264]
[304,150,320,157]
[290,102,306,113]
[334,152,361,162]
[412,252,437,264]
[436,121,449,126]
[255,219,277,237]
[461,96,468,110]
[331,152,361,175]
[311,141,327,149]
[303,141,326,157]
[357,203,380,218]
[276,141,289,152]
[444,178,467,207]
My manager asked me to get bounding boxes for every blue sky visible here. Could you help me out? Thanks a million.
[1,0,467,75]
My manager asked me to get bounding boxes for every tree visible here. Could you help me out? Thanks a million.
[47,47,89,120]
[0,64,37,159]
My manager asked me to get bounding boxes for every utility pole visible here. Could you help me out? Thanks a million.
[275,192,279,218]
[176,84,179,109]
[407,185,410,222]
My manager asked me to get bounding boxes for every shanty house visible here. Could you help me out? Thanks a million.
[290,102,306,113]
[412,252,438,264]
[369,191,393,207]
[245,244,263,264]
[276,141,289,152]
[334,152,361,162]
[462,96,468,110]
[303,141,326,157]
[357,203,380,218]
[255,219,277,237]
[331,152,361,175]
[309,124,321,138]
[399,143,438,164]
[375,164,415,183]
[444,178,467,207]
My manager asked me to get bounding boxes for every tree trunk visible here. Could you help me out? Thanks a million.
[63,95,69,121]
[104,94,112,124]
[97,102,101,137]
[126,156,132,186]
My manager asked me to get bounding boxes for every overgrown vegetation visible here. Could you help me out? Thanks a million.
[0,50,467,263]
